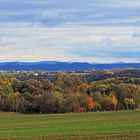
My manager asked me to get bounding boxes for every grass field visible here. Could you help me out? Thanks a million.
[0,110,140,140]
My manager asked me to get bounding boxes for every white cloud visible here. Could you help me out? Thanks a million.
[0,0,140,62]
[0,26,140,62]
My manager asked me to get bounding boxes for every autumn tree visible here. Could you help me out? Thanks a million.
[88,97,95,111]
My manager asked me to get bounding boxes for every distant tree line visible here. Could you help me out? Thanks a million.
[83,69,140,83]
[0,72,140,114]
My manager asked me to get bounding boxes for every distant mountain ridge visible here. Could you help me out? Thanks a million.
[0,61,140,71]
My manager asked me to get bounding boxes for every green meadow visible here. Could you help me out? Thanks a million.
[0,110,139,140]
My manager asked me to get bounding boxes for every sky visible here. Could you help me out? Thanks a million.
[0,0,140,63]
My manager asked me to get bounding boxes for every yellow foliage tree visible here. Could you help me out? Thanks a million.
[124,98,135,105]
[109,94,118,106]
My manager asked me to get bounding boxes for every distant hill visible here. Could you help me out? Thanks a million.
[0,61,140,71]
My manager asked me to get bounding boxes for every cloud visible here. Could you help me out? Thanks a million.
[0,26,140,62]
[38,10,78,27]
[0,0,140,27]
[133,32,140,38]
[0,0,140,62]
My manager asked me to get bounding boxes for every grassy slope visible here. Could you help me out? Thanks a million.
[0,110,140,140]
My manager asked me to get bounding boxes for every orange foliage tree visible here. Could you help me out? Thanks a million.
[88,97,95,110]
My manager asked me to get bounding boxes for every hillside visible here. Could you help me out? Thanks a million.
[0,62,140,71]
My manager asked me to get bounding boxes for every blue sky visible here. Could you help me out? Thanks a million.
[0,0,140,63]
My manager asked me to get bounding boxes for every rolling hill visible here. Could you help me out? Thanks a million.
[0,61,140,71]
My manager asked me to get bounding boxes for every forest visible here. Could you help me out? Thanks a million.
[0,69,140,114]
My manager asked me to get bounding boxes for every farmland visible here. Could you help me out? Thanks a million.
[0,110,140,140]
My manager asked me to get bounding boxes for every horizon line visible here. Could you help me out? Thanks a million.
[0,61,140,64]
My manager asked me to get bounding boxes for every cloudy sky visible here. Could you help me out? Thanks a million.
[0,0,140,63]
